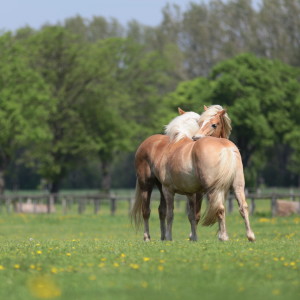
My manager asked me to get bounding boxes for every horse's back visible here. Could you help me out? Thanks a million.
[193,136,240,159]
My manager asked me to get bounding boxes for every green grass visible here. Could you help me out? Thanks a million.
[0,201,299,300]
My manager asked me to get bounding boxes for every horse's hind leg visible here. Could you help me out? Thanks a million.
[142,185,153,242]
[187,195,197,241]
[233,184,255,242]
[156,181,167,241]
[187,192,203,241]
[232,161,255,242]
[217,194,229,242]
[207,191,229,241]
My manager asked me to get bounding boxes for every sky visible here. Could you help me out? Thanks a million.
[0,0,196,32]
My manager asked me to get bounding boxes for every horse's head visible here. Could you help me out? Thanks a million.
[192,105,231,140]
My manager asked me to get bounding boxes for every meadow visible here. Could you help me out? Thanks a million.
[0,198,299,300]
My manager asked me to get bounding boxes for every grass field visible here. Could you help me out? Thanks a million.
[0,200,299,300]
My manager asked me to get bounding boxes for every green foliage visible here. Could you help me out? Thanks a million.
[167,53,300,186]
[0,33,53,175]
[164,77,213,120]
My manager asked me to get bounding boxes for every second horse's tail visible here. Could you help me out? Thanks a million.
[130,179,144,229]
[202,147,238,226]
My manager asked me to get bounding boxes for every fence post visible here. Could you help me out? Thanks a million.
[78,198,84,214]
[6,196,11,214]
[48,194,54,214]
[290,188,295,201]
[94,198,100,214]
[250,197,256,215]
[110,193,116,216]
[271,194,277,217]
[62,197,67,215]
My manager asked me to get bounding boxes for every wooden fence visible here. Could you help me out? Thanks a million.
[0,191,300,217]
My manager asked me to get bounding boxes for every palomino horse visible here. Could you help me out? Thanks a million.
[131,105,255,242]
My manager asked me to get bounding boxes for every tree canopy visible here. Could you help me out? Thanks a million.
[1,0,300,191]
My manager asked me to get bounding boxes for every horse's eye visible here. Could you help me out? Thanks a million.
[212,124,217,129]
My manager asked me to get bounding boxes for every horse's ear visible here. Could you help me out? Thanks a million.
[218,109,226,117]
[204,105,208,111]
[178,107,185,115]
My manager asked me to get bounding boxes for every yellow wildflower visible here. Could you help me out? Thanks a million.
[130,263,139,270]
[28,275,61,299]
[272,289,280,295]
[89,275,97,281]
[0,265,5,270]
[14,264,20,269]
[143,257,150,262]
[158,265,164,271]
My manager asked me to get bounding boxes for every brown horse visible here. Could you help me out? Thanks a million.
[131,105,255,242]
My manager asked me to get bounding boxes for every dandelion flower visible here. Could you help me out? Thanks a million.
[14,264,20,269]
[157,265,164,271]
[89,275,97,281]
[272,289,280,295]
[28,275,61,299]
[143,257,150,262]
[129,264,139,270]
[0,265,5,270]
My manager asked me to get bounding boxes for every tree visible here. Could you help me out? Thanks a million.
[210,54,300,185]
[0,33,53,193]
[23,26,97,194]
[79,37,175,192]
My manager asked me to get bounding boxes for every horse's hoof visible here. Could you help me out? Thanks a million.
[247,234,256,242]
[218,235,229,242]
[143,233,151,242]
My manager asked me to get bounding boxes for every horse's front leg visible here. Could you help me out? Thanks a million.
[162,187,175,241]
[157,187,167,241]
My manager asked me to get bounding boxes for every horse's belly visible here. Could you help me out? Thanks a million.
[172,175,201,194]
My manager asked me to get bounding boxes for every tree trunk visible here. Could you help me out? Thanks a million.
[0,169,5,195]
[50,179,61,203]
[101,160,112,194]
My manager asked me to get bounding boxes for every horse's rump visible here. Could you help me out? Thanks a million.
[192,137,239,226]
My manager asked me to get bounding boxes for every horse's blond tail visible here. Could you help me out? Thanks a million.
[202,147,237,226]
[130,179,143,229]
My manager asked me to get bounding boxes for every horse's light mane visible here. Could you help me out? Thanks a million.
[199,105,232,139]
[165,112,201,142]
[164,105,232,143]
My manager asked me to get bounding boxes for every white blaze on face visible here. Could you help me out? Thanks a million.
[199,120,209,131]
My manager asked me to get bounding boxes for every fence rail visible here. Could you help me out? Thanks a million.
[0,192,300,216]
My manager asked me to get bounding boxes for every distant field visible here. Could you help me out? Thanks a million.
[0,197,299,300]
